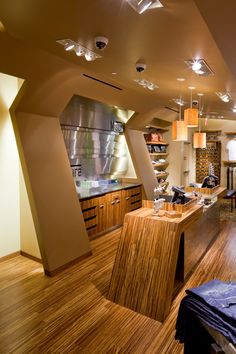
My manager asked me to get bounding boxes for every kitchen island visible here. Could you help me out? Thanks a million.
[108,187,226,322]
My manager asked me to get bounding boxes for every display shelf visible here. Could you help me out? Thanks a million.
[196,140,221,184]
[146,141,169,145]
[155,172,169,179]
[225,132,236,135]
[153,162,169,168]
[149,152,169,156]
[145,125,169,133]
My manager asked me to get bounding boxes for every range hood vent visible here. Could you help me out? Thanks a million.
[83,74,123,91]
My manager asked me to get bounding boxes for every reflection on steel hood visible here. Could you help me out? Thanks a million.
[60,95,117,131]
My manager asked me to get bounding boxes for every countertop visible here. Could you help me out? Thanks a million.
[77,183,142,200]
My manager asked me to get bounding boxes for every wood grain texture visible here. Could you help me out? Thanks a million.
[108,202,221,322]
[0,220,236,353]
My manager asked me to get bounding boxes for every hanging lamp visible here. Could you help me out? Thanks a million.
[193,94,206,148]
[184,86,199,127]
[172,100,188,141]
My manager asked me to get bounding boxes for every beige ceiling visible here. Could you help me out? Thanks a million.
[1,0,236,121]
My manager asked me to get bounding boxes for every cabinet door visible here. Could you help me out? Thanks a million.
[106,191,122,227]
[122,187,142,216]
[97,196,109,233]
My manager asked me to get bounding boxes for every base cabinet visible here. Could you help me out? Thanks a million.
[80,186,142,239]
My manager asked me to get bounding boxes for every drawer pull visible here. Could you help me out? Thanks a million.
[125,197,130,200]
[116,200,120,204]
[111,201,115,205]
[99,204,104,208]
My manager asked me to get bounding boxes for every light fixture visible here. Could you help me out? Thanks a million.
[233,107,236,113]
[172,98,185,106]
[134,79,158,90]
[192,61,202,72]
[216,92,231,103]
[172,85,188,142]
[65,43,75,51]
[184,86,199,127]
[184,59,214,77]
[127,0,163,14]
[56,39,102,61]
[84,51,96,61]
[193,94,206,148]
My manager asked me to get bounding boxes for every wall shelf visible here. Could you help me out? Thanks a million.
[155,172,169,179]
[146,141,169,145]
[153,162,169,168]
[149,152,169,156]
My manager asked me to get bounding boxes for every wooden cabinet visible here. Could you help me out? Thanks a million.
[122,186,142,214]
[80,185,142,239]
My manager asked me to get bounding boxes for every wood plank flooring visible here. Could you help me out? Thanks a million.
[0,221,236,353]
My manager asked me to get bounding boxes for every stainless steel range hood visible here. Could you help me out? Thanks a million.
[60,95,128,180]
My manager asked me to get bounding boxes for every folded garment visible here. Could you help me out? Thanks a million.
[175,279,236,353]
[186,279,236,324]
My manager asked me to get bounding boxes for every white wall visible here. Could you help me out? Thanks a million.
[0,73,21,257]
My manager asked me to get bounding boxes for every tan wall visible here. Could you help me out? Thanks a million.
[20,165,41,259]
[0,73,21,258]
[14,111,91,272]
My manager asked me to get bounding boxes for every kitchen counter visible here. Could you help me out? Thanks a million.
[77,182,142,200]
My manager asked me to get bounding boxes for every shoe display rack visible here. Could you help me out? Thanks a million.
[196,132,221,184]
[144,127,169,183]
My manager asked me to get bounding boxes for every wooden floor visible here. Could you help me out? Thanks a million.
[0,221,236,353]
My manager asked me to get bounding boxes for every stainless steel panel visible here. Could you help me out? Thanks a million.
[61,126,127,179]
[60,95,116,131]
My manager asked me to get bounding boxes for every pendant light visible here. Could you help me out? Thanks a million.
[184,86,199,127]
[172,98,188,141]
[193,93,206,148]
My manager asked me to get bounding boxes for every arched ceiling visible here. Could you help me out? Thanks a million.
[1,0,236,122]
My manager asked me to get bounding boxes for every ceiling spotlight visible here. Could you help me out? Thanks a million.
[57,39,102,62]
[192,61,202,72]
[134,79,158,90]
[127,0,163,14]
[216,92,231,103]
[65,43,75,51]
[232,108,236,113]
[185,59,214,77]
[84,51,96,61]
[173,98,185,106]
[75,46,84,56]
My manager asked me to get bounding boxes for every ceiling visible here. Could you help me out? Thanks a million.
[1,0,236,121]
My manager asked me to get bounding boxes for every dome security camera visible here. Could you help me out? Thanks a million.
[136,63,147,72]
[94,36,109,50]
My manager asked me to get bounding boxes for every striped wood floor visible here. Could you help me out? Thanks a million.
[0,221,236,353]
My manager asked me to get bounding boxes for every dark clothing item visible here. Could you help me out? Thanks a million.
[186,279,236,323]
[175,280,236,353]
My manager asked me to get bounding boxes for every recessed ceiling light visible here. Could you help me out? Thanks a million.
[192,61,202,71]
[185,59,214,77]
[112,72,117,75]
[216,92,231,103]
[134,78,158,90]
[127,0,163,14]
[176,78,185,82]
[232,108,236,113]
[173,98,185,106]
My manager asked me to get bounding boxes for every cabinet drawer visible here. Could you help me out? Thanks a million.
[106,191,122,203]
[122,186,141,198]
[80,197,99,211]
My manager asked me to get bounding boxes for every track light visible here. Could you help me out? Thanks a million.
[56,39,102,62]
[127,0,163,14]
[216,92,231,103]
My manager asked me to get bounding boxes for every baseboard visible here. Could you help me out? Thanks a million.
[44,251,92,277]
[0,251,20,263]
[20,251,42,264]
